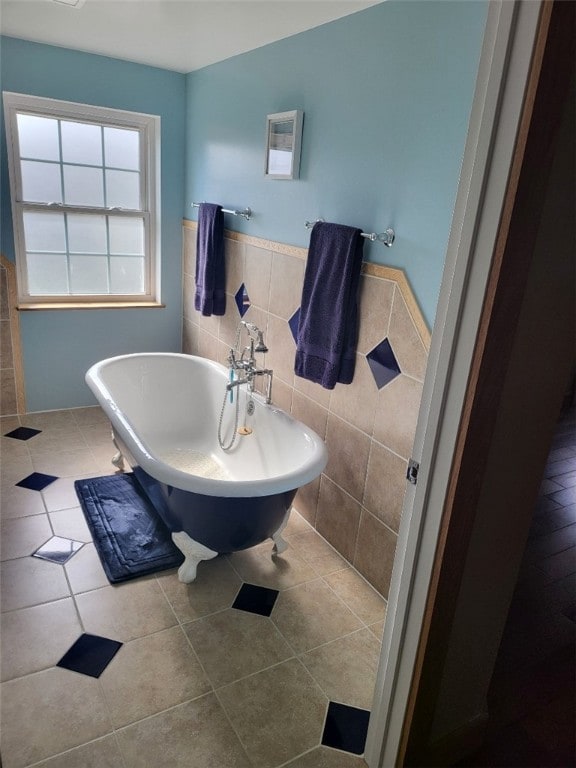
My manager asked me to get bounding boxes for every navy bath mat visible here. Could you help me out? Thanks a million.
[75,473,183,584]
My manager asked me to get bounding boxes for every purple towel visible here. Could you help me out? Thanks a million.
[194,203,226,316]
[295,221,364,389]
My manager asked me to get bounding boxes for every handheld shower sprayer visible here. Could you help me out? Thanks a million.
[242,321,268,353]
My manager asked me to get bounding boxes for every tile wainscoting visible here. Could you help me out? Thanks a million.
[182,220,430,598]
[0,255,26,416]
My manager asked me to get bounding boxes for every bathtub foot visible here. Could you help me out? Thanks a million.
[271,509,291,555]
[111,451,125,471]
[111,433,125,472]
[171,531,218,583]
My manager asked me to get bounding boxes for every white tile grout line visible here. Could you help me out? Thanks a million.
[1,587,374,762]
[23,734,129,768]
[288,506,392,601]
[1,415,383,766]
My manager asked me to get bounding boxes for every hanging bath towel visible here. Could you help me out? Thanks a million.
[194,202,226,316]
[295,221,364,389]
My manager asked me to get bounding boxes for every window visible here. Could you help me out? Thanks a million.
[3,92,161,307]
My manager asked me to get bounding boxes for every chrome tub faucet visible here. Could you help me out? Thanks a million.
[227,321,273,404]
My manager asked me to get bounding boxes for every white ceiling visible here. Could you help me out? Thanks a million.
[0,0,381,73]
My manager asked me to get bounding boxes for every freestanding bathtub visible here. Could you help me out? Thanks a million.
[85,353,327,582]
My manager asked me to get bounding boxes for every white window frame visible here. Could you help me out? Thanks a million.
[3,92,161,308]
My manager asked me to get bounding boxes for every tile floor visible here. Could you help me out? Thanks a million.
[0,406,386,768]
[457,404,575,766]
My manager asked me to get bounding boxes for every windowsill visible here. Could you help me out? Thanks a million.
[17,301,165,311]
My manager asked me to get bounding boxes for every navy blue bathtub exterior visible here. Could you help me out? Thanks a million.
[133,466,296,553]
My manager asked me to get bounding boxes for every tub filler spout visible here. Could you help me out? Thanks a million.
[226,367,273,405]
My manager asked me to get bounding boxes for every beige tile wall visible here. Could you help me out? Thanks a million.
[182,222,430,598]
[0,256,25,416]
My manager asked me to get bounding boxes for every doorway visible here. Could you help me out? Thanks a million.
[367,1,575,765]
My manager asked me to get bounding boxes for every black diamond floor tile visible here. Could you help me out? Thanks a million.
[321,701,370,755]
[232,583,279,617]
[4,426,42,441]
[15,472,58,491]
[32,536,84,565]
[57,633,123,678]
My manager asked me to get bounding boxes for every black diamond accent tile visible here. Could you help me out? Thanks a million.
[321,701,370,755]
[15,472,58,492]
[367,337,401,390]
[4,426,42,441]
[57,633,123,678]
[289,307,300,344]
[235,283,251,317]
[32,536,84,565]
[232,583,279,617]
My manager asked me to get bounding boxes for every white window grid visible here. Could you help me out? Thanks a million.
[3,92,161,305]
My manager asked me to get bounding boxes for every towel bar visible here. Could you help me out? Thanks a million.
[305,219,395,247]
[192,202,251,220]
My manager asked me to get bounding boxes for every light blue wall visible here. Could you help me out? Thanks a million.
[1,0,487,410]
[185,0,488,329]
[0,36,186,411]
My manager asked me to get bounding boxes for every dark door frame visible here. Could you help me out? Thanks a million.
[403,1,575,763]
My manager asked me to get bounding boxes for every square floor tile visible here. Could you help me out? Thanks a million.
[232,583,279,617]
[16,472,58,491]
[57,633,122,678]
[4,426,42,441]
[32,535,84,565]
[321,701,370,755]
[217,658,327,766]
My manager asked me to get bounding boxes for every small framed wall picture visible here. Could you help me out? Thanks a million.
[265,110,303,179]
